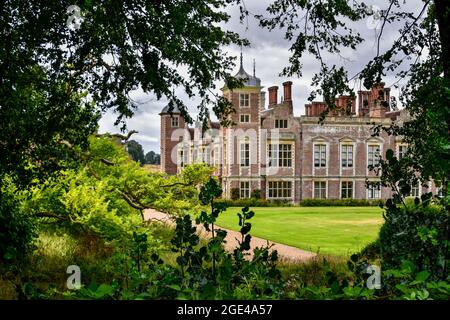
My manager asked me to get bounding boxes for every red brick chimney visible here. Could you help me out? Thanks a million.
[282,81,292,102]
[268,86,278,106]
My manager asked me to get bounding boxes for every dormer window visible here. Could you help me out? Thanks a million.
[240,93,249,108]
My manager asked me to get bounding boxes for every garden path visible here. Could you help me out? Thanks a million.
[144,208,316,263]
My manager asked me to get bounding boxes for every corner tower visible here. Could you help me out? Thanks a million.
[160,105,185,174]
[221,53,263,197]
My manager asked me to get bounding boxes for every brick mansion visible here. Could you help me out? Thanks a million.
[160,56,438,203]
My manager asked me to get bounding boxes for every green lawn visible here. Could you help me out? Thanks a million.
[215,206,384,257]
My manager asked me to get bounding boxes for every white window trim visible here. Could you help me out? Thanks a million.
[397,143,408,159]
[410,182,421,198]
[340,180,354,199]
[366,182,381,199]
[312,142,328,171]
[171,116,179,128]
[240,181,250,198]
[366,142,383,175]
[267,180,293,199]
[267,143,293,168]
[275,119,288,129]
[240,114,250,123]
[340,143,355,169]
[240,139,250,167]
[312,180,327,199]
[239,93,250,108]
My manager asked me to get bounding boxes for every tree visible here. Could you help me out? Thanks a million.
[127,140,145,165]
[145,151,161,165]
[154,154,161,165]
[145,151,155,165]
[0,1,245,259]
[24,136,215,236]
[0,0,245,188]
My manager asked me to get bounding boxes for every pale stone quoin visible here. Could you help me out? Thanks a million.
[159,56,438,203]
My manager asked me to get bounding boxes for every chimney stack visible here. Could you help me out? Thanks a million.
[282,81,292,102]
[268,86,278,106]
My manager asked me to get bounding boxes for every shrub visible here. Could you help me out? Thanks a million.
[300,198,384,207]
[230,188,240,200]
[216,198,292,207]
[251,189,262,199]
[379,197,449,280]
[357,239,381,261]
[0,177,37,268]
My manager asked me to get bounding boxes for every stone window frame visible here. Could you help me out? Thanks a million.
[313,180,327,199]
[339,138,355,168]
[397,143,408,160]
[240,114,250,123]
[171,116,179,128]
[313,143,327,168]
[177,149,184,168]
[240,137,250,167]
[367,181,381,199]
[202,146,210,164]
[366,138,383,172]
[275,119,288,129]
[341,180,354,199]
[240,181,250,198]
[410,181,421,197]
[267,143,293,167]
[267,180,292,199]
[240,93,250,108]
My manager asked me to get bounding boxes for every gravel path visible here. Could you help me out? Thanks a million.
[144,208,316,263]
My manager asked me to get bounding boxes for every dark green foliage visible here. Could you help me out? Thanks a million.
[357,240,381,261]
[379,198,449,281]
[171,215,202,279]
[67,177,284,299]
[300,198,384,207]
[230,188,240,200]
[251,189,262,199]
[216,198,292,207]
[0,179,37,267]
[0,0,246,189]
[126,140,145,165]
[197,177,229,281]
[236,207,254,252]
[144,151,160,165]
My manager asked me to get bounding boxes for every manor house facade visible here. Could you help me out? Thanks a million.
[160,57,437,203]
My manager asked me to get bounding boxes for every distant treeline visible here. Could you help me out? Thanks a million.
[126,140,160,165]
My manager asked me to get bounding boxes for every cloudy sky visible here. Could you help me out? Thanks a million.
[98,0,423,154]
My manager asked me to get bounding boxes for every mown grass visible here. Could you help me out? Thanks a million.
[216,206,384,257]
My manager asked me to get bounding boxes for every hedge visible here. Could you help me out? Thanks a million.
[299,198,384,207]
[215,198,293,207]
[216,198,384,207]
